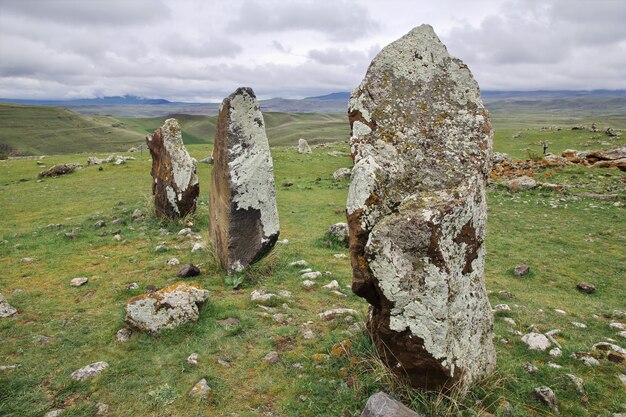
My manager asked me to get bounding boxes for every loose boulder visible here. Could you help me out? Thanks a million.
[209,87,280,272]
[325,222,349,246]
[38,163,81,178]
[125,282,209,334]
[346,25,495,393]
[146,118,199,219]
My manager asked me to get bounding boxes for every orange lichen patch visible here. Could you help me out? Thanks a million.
[330,339,352,358]
[126,282,202,303]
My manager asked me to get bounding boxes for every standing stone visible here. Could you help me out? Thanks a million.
[347,25,495,393]
[209,87,280,272]
[298,138,312,154]
[146,118,199,219]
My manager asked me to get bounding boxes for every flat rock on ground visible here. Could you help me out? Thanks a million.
[125,282,209,334]
[70,361,109,381]
[0,293,17,318]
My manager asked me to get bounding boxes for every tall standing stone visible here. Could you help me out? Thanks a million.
[146,118,199,219]
[210,87,280,272]
[347,25,495,393]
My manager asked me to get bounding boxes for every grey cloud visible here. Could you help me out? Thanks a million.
[0,0,169,26]
[229,0,380,41]
[307,48,370,66]
[161,35,243,58]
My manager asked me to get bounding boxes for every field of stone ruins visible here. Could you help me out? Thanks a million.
[2,30,626,417]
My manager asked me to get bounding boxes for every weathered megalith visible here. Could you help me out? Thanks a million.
[209,87,280,272]
[347,24,495,393]
[146,118,199,219]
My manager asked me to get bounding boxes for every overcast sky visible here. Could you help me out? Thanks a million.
[1,0,625,101]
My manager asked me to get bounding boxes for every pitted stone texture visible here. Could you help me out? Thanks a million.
[125,282,209,334]
[347,25,495,393]
[210,87,280,272]
[146,118,199,219]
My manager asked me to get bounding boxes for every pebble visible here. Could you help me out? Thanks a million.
[299,268,312,274]
[319,308,358,321]
[302,280,316,288]
[126,282,139,290]
[250,290,276,302]
[189,378,211,399]
[277,290,292,298]
[554,309,567,315]
[513,264,530,276]
[322,280,339,290]
[521,332,551,351]
[571,321,587,329]
[566,373,585,395]
[576,281,596,294]
[290,260,307,266]
[494,304,511,312]
[94,220,106,228]
[70,361,109,381]
[191,242,205,252]
[534,386,558,413]
[217,358,231,368]
[187,353,199,366]
[503,317,516,326]
[44,410,64,417]
[619,331,626,339]
[112,234,122,241]
[178,228,192,236]
[301,329,315,339]
[116,328,132,342]
[333,253,347,259]
[278,239,289,245]
[549,347,562,357]
[523,362,538,373]
[70,277,88,287]
[301,271,322,279]
[20,257,35,263]
[547,362,562,369]
[610,322,625,330]
[154,244,168,253]
[167,258,180,266]
[263,351,279,364]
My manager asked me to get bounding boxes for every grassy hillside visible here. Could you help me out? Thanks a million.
[1,133,625,416]
[121,112,349,147]
[0,103,145,156]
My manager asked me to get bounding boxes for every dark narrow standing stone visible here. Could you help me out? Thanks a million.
[209,87,280,272]
[347,25,495,393]
[146,118,199,219]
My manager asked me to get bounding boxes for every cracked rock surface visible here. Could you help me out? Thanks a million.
[347,24,495,393]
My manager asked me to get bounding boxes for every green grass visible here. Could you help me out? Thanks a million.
[1,129,625,416]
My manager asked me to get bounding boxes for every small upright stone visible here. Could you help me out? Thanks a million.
[360,392,421,417]
[534,386,558,413]
[70,277,89,287]
[146,118,199,219]
[298,138,312,154]
[189,378,211,399]
[347,24,495,393]
[209,87,280,272]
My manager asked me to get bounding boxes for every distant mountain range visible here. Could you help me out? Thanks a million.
[1,90,626,117]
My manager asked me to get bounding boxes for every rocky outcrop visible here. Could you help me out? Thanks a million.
[38,163,82,178]
[146,118,199,219]
[209,87,280,272]
[346,25,495,392]
[125,282,209,334]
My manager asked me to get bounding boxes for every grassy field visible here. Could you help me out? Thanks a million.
[1,119,625,417]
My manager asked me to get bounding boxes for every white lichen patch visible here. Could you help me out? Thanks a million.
[226,90,280,239]
[162,118,199,192]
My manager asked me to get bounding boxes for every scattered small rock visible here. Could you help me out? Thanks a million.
[325,222,349,247]
[250,290,276,303]
[178,228,192,236]
[20,257,35,263]
[0,293,17,318]
[187,353,199,366]
[610,322,625,330]
[523,362,538,373]
[301,329,315,340]
[333,253,348,259]
[534,386,558,413]
[217,317,240,327]
[494,304,511,312]
[178,264,201,278]
[576,281,596,294]
[618,331,626,339]
[547,362,562,369]
[301,271,322,279]
[322,280,339,290]
[332,167,351,180]
[64,232,77,239]
[126,283,139,290]
[571,322,587,329]
[554,309,567,315]
[549,347,562,357]
[94,220,106,228]
[263,351,279,364]
[116,328,132,342]
[95,403,109,416]
[319,308,358,321]
[188,378,211,399]
[112,234,122,241]
[277,290,292,298]
[70,361,109,381]
[360,391,421,417]
[503,317,516,326]
[131,209,143,220]
[508,176,538,191]
[289,260,308,267]
[302,280,316,288]
[566,373,585,396]
[70,277,89,287]
[167,258,180,266]
[154,244,168,253]
[513,264,530,276]
[619,373,626,388]
[191,242,205,252]
[217,358,231,368]
[521,332,551,351]
[44,410,65,417]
